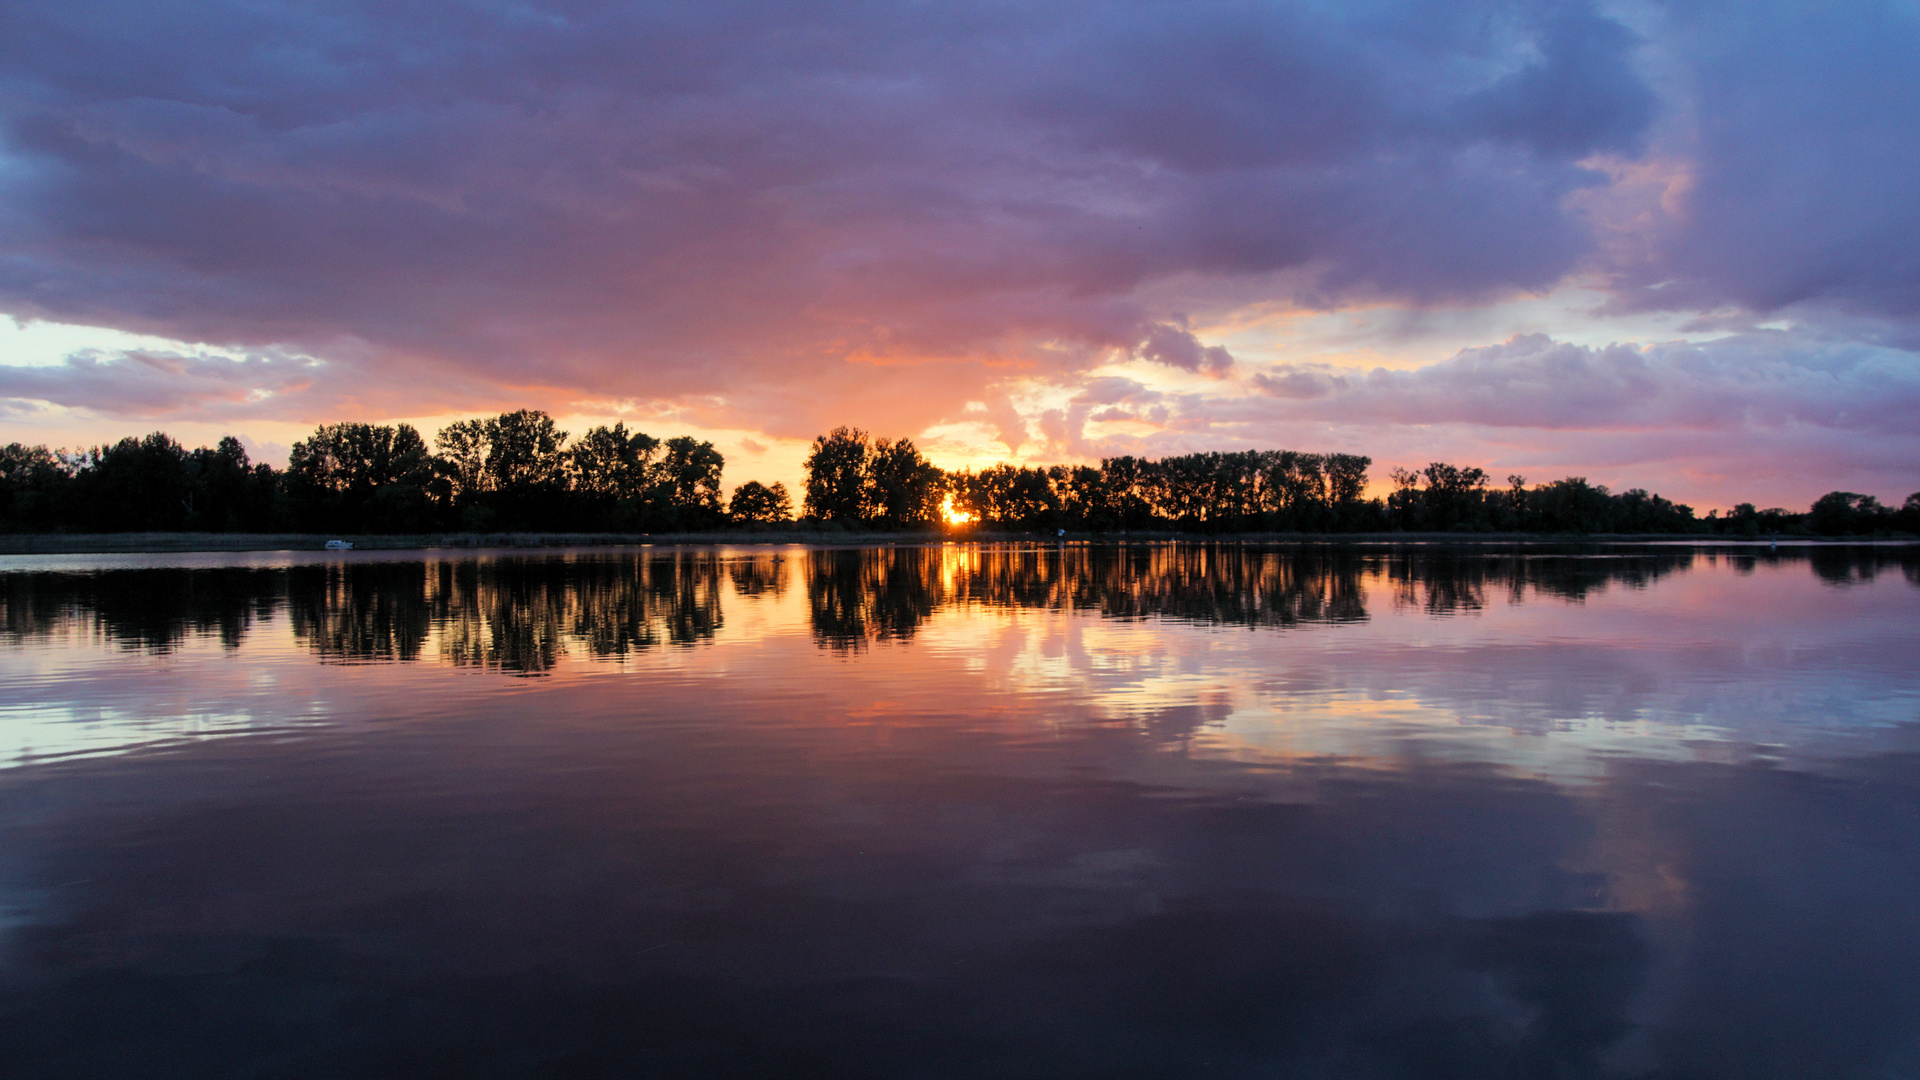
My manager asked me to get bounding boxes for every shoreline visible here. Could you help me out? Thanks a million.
[1,530,1912,555]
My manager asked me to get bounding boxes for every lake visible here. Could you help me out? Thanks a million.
[1,542,1917,1078]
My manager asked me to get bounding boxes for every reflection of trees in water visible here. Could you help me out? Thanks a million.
[0,568,278,651]
[430,559,573,674]
[728,553,790,598]
[0,554,729,674]
[4,545,1914,661]
[1063,546,1368,628]
[1382,550,1702,614]
[808,548,940,651]
[424,554,726,675]
[288,563,432,663]
[1718,546,1920,587]
[1805,545,1920,587]
[563,553,725,661]
[806,544,1369,650]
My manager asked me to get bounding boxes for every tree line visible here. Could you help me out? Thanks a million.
[2,412,1916,535]
[799,426,1920,536]
[0,410,766,534]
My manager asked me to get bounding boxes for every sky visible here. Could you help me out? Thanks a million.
[0,0,1916,510]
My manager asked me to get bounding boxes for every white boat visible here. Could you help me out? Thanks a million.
[324,540,354,550]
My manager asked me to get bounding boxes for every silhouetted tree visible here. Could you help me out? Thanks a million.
[1100,456,1154,530]
[1898,493,1920,535]
[867,437,943,528]
[287,423,437,532]
[568,423,661,529]
[432,418,491,509]
[1387,467,1421,530]
[953,463,1061,528]
[569,424,659,499]
[1324,453,1372,528]
[728,481,792,524]
[485,410,571,528]
[434,410,571,530]
[803,427,872,524]
[1713,501,1802,536]
[1055,464,1114,530]
[1808,491,1891,536]
[1492,474,1529,530]
[1530,477,1615,533]
[0,444,73,532]
[1268,452,1328,529]
[73,433,192,531]
[185,436,281,531]
[1421,461,1489,530]
[657,436,726,528]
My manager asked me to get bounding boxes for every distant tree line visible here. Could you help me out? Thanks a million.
[798,427,1919,536]
[0,410,766,534]
[2,414,1916,536]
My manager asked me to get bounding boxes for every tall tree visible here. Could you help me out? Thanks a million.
[568,423,660,502]
[484,410,570,494]
[0,444,72,532]
[1323,453,1371,527]
[1808,491,1889,535]
[1268,452,1327,529]
[729,481,792,525]
[659,436,725,527]
[75,433,191,531]
[432,419,492,502]
[1530,477,1614,533]
[567,423,661,529]
[804,427,871,523]
[184,436,262,531]
[1898,493,1920,535]
[288,423,436,531]
[1421,462,1489,530]
[434,410,570,529]
[1387,467,1421,530]
[1099,456,1153,530]
[867,437,943,528]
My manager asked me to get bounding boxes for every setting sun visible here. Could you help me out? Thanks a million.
[941,494,973,526]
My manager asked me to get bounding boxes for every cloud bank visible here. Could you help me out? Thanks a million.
[0,0,1915,500]
[1120,330,1920,506]
[1248,331,1920,436]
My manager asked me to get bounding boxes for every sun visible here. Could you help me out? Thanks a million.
[941,494,973,526]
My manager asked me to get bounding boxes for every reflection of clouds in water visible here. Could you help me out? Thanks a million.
[8,704,1915,1076]
[0,700,295,768]
[0,631,399,765]
[0,547,1917,1073]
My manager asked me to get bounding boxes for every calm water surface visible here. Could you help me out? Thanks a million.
[1,543,1917,1078]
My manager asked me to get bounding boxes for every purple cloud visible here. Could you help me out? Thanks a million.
[0,0,1659,415]
[1075,328,1920,506]
[0,0,1910,506]
[1136,322,1233,374]
[0,350,321,418]
[1249,331,1920,435]
[1608,3,1920,320]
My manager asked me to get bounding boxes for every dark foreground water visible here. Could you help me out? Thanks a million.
[0,543,1917,1079]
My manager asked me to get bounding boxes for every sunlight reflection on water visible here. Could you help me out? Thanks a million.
[0,543,1916,1077]
[2,543,1913,770]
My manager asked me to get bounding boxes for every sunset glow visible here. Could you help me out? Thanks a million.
[0,0,1913,511]
[0,0,1915,1056]
[941,495,974,527]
